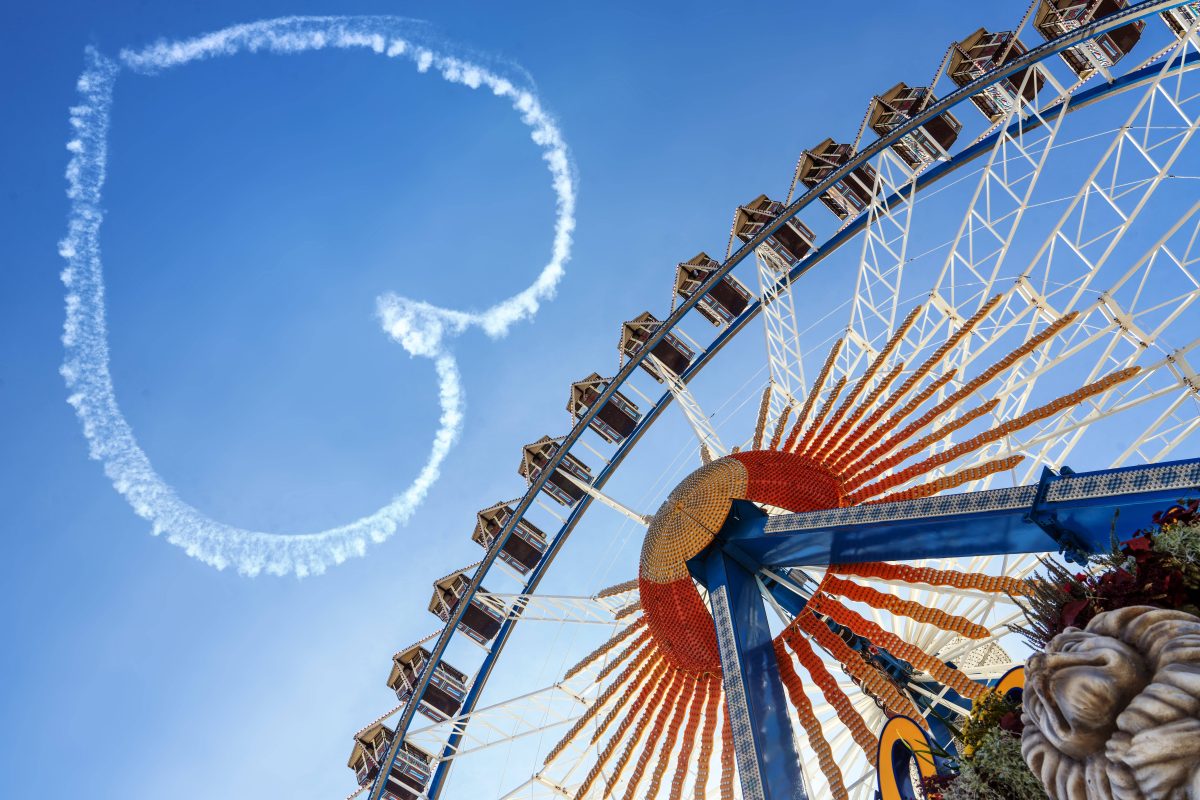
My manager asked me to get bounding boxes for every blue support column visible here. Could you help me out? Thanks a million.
[704,547,809,800]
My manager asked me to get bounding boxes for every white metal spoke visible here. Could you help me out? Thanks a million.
[933,68,1070,317]
[499,775,573,800]
[826,70,1068,453]
[558,471,651,526]
[907,681,972,717]
[407,682,596,763]
[648,353,728,458]
[973,36,1200,445]
[849,41,1200,498]
[474,590,638,625]
[956,661,1025,681]
[925,208,1200,487]
[935,610,1026,665]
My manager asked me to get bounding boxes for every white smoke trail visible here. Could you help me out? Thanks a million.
[59,18,576,576]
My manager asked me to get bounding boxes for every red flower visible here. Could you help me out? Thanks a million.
[999,711,1024,735]
[1060,598,1091,629]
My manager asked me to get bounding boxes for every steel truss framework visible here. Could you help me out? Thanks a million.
[359,5,1200,800]
[842,148,918,377]
[754,243,808,437]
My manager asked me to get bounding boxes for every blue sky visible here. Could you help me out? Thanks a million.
[0,1,1165,798]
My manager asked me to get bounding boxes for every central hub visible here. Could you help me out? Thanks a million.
[640,458,748,584]
[636,452,845,672]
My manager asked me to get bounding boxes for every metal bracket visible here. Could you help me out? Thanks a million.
[1026,465,1092,565]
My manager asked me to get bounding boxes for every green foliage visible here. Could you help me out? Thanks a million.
[1155,522,1200,586]
[958,692,1020,758]
[921,693,1032,799]
[940,730,1047,800]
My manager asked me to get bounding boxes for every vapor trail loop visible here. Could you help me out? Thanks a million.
[59,17,576,577]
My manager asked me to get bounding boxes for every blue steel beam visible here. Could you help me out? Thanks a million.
[725,459,1200,568]
[705,547,809,800]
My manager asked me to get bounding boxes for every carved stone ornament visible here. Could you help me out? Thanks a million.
[1022,605,1200,799]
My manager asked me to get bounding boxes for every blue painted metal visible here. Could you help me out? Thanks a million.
[370,8,1200,797]
[717,532,954,785]
[705,546,809,800]
[909,679,968,761]
[878,716,948,800]
[758,568,808,619]
[725,458,1200,569]
[1029,465,1093,565]
[726,537,971,761]
[719,532,915,682]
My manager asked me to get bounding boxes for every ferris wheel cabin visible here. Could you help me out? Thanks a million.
[1034,0,1144,80]
[619,311,696,382]
[947,29,1044,122]
[471,499,548,574]
[792,139,880,220]
[732,194,817,267]
[428,566,503,645]
[348,722,391,789]
[387,640,469,721]
[1161,3,1200,38]
[518,435,593,506]
[673,253,751,325]
[867,83,962,169]
[567,373,642,444]
[347,723,434,800]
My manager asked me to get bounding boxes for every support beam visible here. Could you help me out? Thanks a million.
[704,547,809,800]
[558,471,651,526]
[846,148,916,370]
[725,458,1200,567]
[474,591,638,625]
[406,683,592,763]
[650,354,728,458]
[756,248,807,433]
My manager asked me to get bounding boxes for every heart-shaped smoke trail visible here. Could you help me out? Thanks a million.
[59,17,576,577]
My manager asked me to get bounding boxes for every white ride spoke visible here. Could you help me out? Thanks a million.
[557,471,651,526]
[933,70,1070,318]
[864,54,1200,495]
[925,220,1200,485]
[475,590,638,626]
[646,353,728,459]
[407,682,597,764]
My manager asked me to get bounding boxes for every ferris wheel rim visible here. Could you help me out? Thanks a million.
[362,6,1200,799]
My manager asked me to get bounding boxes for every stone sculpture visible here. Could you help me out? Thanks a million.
[1022,605,1200,799]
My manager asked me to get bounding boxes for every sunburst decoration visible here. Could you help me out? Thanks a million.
[543,300,1139,799]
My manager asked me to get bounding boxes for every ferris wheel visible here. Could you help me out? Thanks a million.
[344,3,1200,799]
